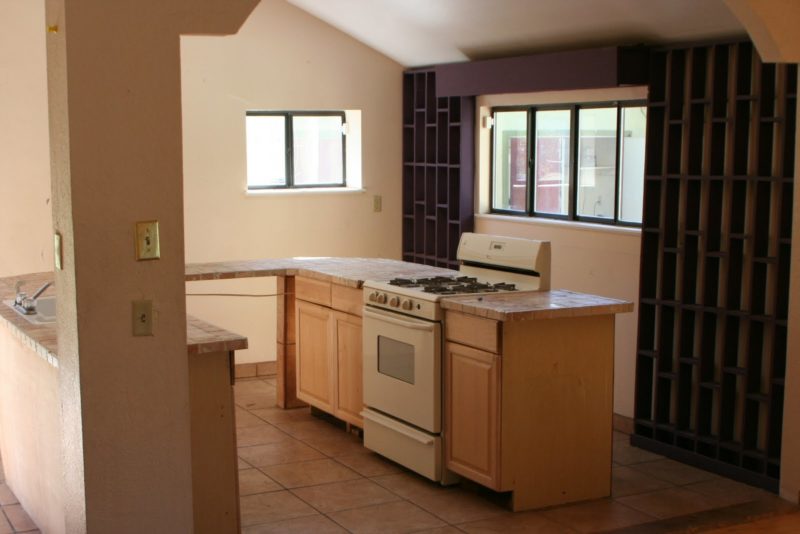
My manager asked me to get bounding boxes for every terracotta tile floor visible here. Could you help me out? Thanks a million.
[233,377,800,533]
[1,376,799,533]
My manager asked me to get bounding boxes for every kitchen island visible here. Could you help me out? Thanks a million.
[185,258,633,510]
[441,290,632,510]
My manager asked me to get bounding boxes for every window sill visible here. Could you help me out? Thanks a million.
[476,213,642,237]
[246,187,365,197]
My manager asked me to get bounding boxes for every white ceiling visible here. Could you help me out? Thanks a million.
[287,0,746,67]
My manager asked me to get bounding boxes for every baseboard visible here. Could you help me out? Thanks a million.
[613,413,634,435]
[234,361,277,379]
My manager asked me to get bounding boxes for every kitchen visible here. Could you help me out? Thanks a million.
[1,0,799,532]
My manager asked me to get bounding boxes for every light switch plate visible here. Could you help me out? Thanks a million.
[132,300,153,336]
[135,221,160,260]
[373,195,382,213]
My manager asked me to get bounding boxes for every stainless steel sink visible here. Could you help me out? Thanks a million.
[3,296,56,324]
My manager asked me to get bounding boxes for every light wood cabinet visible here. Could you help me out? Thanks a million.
[334,312,363,426]
[295,277,363,426]
[444,309,616,511]
[189,349,240,534]
[295,300,336,413]
[445,342,501,490]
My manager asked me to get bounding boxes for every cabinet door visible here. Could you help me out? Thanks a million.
[295,300,336,412]
[333,311,363,427]
[445,342,502,489]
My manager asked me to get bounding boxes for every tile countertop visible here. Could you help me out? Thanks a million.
[0,272,247,367]
[440,289,634,322]
[185,257,461,287]
[2,259,633,365]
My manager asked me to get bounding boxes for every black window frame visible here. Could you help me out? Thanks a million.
[489,100,647,227]
[245,110,347,190]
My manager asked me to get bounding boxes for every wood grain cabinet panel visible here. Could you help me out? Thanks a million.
[444,342,501,490]
[444,311,500,353]
[334,312,363,426]
[295,285,364,427]
[295,300,335,412]
[331,284,363,316]
[296,276,332,307]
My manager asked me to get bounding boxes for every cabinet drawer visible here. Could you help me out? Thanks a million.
[444,311,501,354]
[363,409,442,482]
[331,284,363,316]
[296,276,332,307]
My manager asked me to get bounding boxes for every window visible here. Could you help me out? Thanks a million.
[246,111,346,189]
[490,102,646,225]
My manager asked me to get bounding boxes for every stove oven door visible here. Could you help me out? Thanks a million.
[362,306,441,433]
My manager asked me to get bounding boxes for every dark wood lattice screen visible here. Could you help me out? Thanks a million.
[402,69,475,268]
[632,41,796,491]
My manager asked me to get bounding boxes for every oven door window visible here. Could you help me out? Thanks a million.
[377,336,415,384]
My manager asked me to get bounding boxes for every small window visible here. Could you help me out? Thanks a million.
[246,111,346,189]
[490,102,646,226]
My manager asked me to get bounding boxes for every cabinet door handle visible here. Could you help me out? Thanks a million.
[363,308,435,332]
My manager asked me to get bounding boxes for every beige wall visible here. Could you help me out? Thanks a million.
[186,277,278,364]
[180,0,404,264]
[475,87,647,418]
[0,0,53,278]
[0,327,64,533]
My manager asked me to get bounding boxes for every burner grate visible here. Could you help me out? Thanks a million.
[385,275,519,295]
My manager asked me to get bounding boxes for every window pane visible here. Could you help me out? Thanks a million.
[293,116,344,186]
[492,111,528,211]
[577,108,617,219]
[246,115,286,187]
[534,110,571,215]
[619,107,647,224]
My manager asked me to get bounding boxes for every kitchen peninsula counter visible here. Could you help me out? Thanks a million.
[0,272,247,367]
[185,257,460,286]
[0,271,248,533]
[1,261,633,381]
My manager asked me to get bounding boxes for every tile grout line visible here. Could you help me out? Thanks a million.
[237,385,772,533]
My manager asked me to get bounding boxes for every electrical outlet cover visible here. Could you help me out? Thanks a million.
[132,300,153,336]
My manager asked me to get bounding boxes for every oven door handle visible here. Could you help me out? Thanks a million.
[362,307,436,332]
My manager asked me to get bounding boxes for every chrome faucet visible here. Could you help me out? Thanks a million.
[14,281,53,315]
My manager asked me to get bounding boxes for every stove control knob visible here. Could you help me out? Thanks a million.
[368,291,379,302]
[376,293,387,304]
[401,299,413,310]
[389,296,400,307]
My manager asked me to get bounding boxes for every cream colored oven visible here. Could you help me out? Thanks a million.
[361,305,449,481]
[362,306,441,432]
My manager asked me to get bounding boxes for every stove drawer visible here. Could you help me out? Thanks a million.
[362,409,442,482]
[444,311,501,354]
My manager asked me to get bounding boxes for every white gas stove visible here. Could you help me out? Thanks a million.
[363,233,550,320]
[360,233,551,483]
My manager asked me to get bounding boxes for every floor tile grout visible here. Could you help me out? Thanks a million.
[177,382,800,532]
